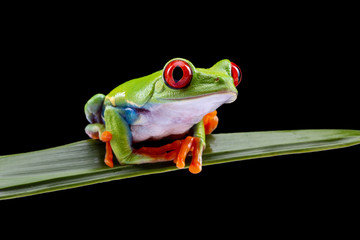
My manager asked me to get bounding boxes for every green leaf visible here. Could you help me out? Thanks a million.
[1,129,360,200]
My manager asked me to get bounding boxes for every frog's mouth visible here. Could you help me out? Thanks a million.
[157,91,238,121]
[163,91,237,104]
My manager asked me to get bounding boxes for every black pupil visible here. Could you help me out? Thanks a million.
[172,66,183,82]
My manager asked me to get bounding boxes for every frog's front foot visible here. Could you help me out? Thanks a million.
[135,136,203,174]
[203,110,219,135]
[175,136,203,174]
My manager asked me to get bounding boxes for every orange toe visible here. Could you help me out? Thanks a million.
[100,131,112,142]
[176,136,194,169]
[104,141,114,168]
[203,111,219,135]
[189,137,202,174]
[174,136,203,173]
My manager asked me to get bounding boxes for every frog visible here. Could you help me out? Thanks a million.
[84,58,242,174]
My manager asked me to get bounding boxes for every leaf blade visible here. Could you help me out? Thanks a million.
[1,129,359,200]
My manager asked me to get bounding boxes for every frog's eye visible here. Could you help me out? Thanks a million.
[231,62,242,87]
[163,60,193,89]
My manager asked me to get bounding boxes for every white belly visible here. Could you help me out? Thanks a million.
[130,93,236,143]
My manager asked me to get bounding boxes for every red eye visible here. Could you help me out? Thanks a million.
[231,62,242,87]
[163,60,193,89]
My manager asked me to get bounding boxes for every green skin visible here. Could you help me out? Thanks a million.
[85,58,238,165]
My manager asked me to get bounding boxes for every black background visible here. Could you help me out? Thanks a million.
[1,3,359,235]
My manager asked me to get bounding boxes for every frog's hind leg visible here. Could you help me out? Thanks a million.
[103,106,134,166]
[134,140,183,162]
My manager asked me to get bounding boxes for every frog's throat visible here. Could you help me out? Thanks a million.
[130,92,237,143]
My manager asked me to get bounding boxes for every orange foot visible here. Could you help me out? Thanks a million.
[174,136,203,174]
[203,110,219,135]
[135,136,203,174]
[100,131,113,168]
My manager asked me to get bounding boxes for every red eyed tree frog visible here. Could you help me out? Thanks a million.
[84,58,242,174]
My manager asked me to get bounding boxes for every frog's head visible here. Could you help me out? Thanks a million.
[153,58,241,105]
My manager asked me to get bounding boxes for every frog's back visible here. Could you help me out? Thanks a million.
[104,71,162,108]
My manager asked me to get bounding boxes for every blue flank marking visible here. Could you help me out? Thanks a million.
[101,106,139,125]
[122,107,138,124]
